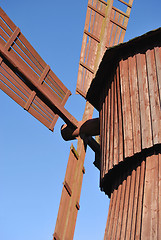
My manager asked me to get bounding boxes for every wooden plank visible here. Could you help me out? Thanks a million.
[105,80,111,173]
[141,155,158,239]
[11,40,42,77]
[0,79,25,108]
[114,10,124,46]
[116,65,124,163]
[104,188,115,238]
[109,77,114,170]
[106,184,118,238]
[112,6,129,18]
[0,18,12,37]
[109,10,120,46]
[1,61,30,96]
[115,170,127,239]
[0,68,28,103]
[130,162,141,240]
[48,70,69,96]
[113,71,119,166]
[119,0,132,8]
[136,53,153,150]
[119,0,134,43]
[101,86,106,177]
[128,56,141,154]
[88,4,105,17]
[18,33,46,69]
[1,28,10,43]
[159,153,161,239]
[146,49,161,145]
[119,58,133,158]
[15,37,44,73]
[135,159,146,239]
[154,46,161,108]
[110,175,122,239]
[5,27,20,50]
[120,169,131,239]
[125,165,137,239]
[0,7,16,31]
[110,18,126,31]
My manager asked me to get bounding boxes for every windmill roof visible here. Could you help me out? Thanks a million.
[86,27,161,110]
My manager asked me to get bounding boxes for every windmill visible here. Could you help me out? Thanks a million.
[2,1,156,238]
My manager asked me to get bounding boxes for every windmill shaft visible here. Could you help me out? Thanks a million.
[61,117,100,141]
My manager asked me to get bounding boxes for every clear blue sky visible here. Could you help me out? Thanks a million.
[0,1,161,240]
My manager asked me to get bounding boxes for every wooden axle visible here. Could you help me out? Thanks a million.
[61,118,100,141]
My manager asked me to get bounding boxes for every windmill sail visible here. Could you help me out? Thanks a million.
[0,7,71,131]
[76,0,134,98]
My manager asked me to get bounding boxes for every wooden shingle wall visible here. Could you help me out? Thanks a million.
[100,44,161,182]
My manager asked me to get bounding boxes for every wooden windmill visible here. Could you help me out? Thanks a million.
[0,0,138,239]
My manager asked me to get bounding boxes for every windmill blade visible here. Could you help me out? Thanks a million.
[76,0,134,98]
[0,7,73,131]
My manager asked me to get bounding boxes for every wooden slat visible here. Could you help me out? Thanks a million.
[113,71,119,166]
[154,46,161,108]
[5,27,20,50]
[105,80,111,173]
[146,49,161,145]
[0,67,28,102]
[88,3,105,17]
[112,6,129,18]
[110,18,127,31]
[128,56,141,154]
[135,159,146,239]
[0,79,25,108]
[24,91,36,111]
[109,10,120,46]
[125,165,137,239]
[119,169,131,239]
[11,40,42,77]
[109,78,114,170]
[110,174,122,239]
[15,37,44,73]
[141,155,158,239]
[79,61,94,74]
[1,28,9,43]
[159,153,161,239]
[104,187,115,238]
[49,70,69,95]
[0,7,16,31]
[119,0,132,8]
[120,59,133,158]
[130,161,141,240]
[18,33,46,69]
[0,18,12,37]
[115,171,127,239]
[136,53,153,149]
[116,65,124,163]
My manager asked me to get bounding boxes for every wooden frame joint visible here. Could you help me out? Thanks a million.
[76,201,80,210]
[79,61,94,74]
[39,64,50,84]
[63,180,72,197]
[84,29,100,43]
[88,4,105,18]
[119,0,132,8]
[70,144,79,160]
[5,27,20,51]
[24,91,36,111]
[53,232,60,240]
[110,19,127,31]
